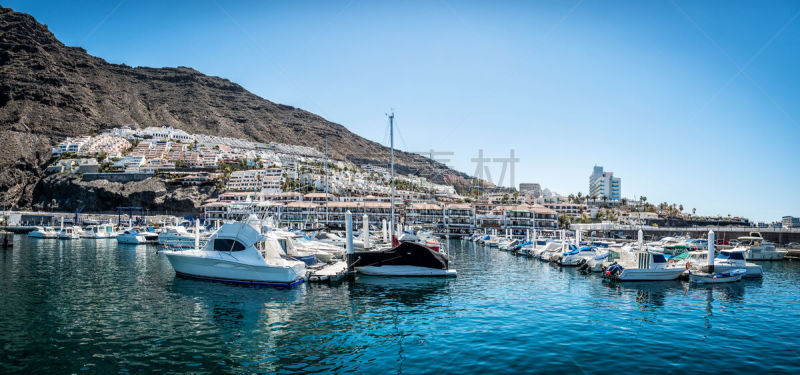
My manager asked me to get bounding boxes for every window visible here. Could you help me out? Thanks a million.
[652,254,667,263]
[213,238,246,251]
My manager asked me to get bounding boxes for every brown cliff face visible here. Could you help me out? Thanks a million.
[0,6,466,209]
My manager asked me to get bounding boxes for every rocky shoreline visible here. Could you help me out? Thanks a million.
[31,174,217,213]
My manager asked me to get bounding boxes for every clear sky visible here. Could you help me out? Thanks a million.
[6,0,800,222]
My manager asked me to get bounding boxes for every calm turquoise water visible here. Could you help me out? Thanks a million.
[2,236,800,374]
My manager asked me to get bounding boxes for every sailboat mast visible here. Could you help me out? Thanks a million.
[389,112,395,242]
[325,135,329,228]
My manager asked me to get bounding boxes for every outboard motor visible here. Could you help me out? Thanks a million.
[605,263,624,278]
[576,258,589,272]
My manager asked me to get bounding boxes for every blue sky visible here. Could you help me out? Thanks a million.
[7,0,800,222]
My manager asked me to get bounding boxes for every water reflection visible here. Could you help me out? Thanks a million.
[605,281,683,311]
[170,277,306,332]
[350,276,450,307]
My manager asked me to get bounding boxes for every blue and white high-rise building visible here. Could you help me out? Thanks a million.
[589,165,621,201]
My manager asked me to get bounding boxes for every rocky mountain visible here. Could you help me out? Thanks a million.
[0,6,467,209]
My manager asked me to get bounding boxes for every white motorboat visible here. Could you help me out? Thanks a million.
[291,233,345,261]
[535,241,566,261]
[57,226,82,240]
[712,249,763,278]
[28,226,58,238]
[559,246,603,266]
[158,225,209,248]
[731,233,786,261]
[499,239,522,251]
[81,223,116,239]
[605,252,685,281]
[162,222,306,287]
[689,269,746,284]
[269,232,332,265]
[116,229,147,244]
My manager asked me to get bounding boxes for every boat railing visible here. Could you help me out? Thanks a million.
[158,238,208,251]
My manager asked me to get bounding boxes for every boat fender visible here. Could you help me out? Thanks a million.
[685,262,691,270]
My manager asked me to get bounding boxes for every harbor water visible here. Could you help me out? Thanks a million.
[2,236,800,374]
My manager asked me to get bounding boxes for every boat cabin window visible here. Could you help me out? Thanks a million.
[652,254,667,263]
[213,238,246,252]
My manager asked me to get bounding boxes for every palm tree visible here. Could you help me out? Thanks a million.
[558,214,570,229]
[596,210,605,221]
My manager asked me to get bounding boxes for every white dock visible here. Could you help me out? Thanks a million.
[307,261,348,284]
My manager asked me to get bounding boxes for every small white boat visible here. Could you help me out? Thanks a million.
[537,241,569,262]
[57,226,82,240]
[606,252,685,281]
[28,226,58,238]
[689,269,746,284]
[559,246,602,266]
[162,222,306,287]
[116,229,147,244]
[158,225,207,248]
[712,249,763,278]
[81,223,116,239]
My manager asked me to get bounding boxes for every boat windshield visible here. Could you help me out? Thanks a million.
[213,238,246,252]
[652,254,667,263]
[717,252,745,261]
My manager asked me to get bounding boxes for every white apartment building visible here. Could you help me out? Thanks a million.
[589,165,621,201]
[52,136,92,155]
[226,170,284,192]
[85,135,131,157]
[783,216,800,228]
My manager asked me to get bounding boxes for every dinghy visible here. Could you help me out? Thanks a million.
[689,269,745,284]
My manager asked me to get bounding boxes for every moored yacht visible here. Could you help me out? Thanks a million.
[559,246,603,266]
[116,229,147,244]
[605,252,685,281]
[712,249,763,278]
[57,226,82,240]
[731,233,786,261]
[158,225,209,248]
[28,226,58,238]
[162,222,306,287]
[81,223,116,239]
[351,241,457,277]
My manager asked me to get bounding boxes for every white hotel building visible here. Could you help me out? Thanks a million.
[589,165,621,201]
